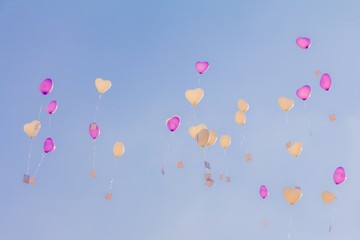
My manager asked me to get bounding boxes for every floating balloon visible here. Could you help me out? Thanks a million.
[113,141,125,158]
[189,124,207,139]
[237,99,249,112]
[296,37,311,49]
[235,111,246,125]
[39,78,53,95]
[296,85,311,100]
[46,100,58,114]
[195,129,210,147]
[95,78,112,94]
[89,122,100,139]
[322,191,336,204]
[283,187,302,205]
[278,97,294,112]
[166,115,181,132]
[260,185,269,199]
[320,73,332,91]
[23,120,41,138]
[195,61,209,74]
[185,88,204,107]
[287,141,302,157]
[43,137,55,153]
[219,135,231,149]
[207,130,217,146]
[333,167,346,185]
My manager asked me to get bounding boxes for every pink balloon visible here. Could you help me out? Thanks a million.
[259,185,269,199]
[195,61,209,74]
[39,78,53,95]
[296,85,311,100]
[89,122,100,139]
[167,115,181,132]
[46,100,58,114]
[320,73,332,91]
[43,137,55,153]
[333,166,346,185]
[296,37,311,49]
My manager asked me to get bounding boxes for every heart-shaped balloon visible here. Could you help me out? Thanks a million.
[283,187,302,205]
[23,120,41,138]
[89,122,100,139]
[195,129,210,147]
[296,37,311,49]
[113,141,125,159]
[166,115,181,132]
[185,88,204,107]
[43,137,55,153]
[195,61,209,74]
[287,141,302,157]
[39,78,53,95]
[46,100,58,114]
[219,134,231,149]
[333,166,346,185]
[278,97,294,112]
[95,78,112,94]
[237,99,249,112]
[296,85,311,100]
[320,73,332,91]
[321,191,336,204]
[189,124,207,138]
[235,111,246,125]
[260,185,269,199]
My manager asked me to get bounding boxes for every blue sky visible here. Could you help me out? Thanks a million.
[1,0,359,239]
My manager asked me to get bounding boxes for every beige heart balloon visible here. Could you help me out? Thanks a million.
[113,141,125,159]
[235,111,246,125]
[95,78,112,94]
[237,99,249,112]
[287,141,302,157]
[278,97,294,112]
[219,134,231,149]
[23,120,41,138]
[189,124,207,139]
[283,187,302,205]
[207,130,217,146]
[185,88,204,107]
[195,128,210,147]
[322,191,336,204]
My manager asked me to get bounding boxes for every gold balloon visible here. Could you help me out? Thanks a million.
[283,187,302,205]
[322,191,336,204]
[235,111,246,125]
[219,135,231,149]
[207,130,217,146]
[189,124,207,139]
[113,141,125,158]
[237,99,249,112]
[185,88,204,107]
[287,141,302,157]
[195,129,210,147]
[95,78,112,94]
[23,120,41,138]
[278,97,294,112]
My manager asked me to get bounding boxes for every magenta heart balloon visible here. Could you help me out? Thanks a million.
[39,78,53,95]
[320,73,332,91]
[167,115,181,132]
[296,37,311,49]
[333,166,346,185]
[259,185,269,199]
[195,61,209,74]
[89,122,100,139]
[43,137,55,153]
[46,100,58,114]
[296,85,311,100]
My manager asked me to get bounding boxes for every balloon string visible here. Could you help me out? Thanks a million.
[37,105,43,120]
[48,116,52,130]
[288,215,293,240]
[285,112,289,125]
[93,140,96,171]
[94,94,102,122]
[193,107,198,124]
[203,148,209,173]
[329,206,336,232]
[303,102,312,136]
[108,177,114,192]
[223,149,229,176]
[162,134,173,173]
[33,153,46,179]
[328,93,334,112]
[26,140,33,175]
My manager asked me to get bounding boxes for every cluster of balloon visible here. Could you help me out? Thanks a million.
[161,116,181,175]
[235,99,252,161]
[89,78,112,178]
[23,78,57,185]
[105,141,125,200]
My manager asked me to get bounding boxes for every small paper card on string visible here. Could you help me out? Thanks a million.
[105,192,112,200]
[204,161,211,169]
[205,179,214,187]
[161,165,166,175]
[90,170,97,178]
[329,114,336,122]
[285,141,291,149]
[177,161,183,169]
[314,69,321,76]
[226,176,231,183]
[219,173,224,180]
[29,177,36,185]
[245,153,252,161]
[23,174,30,184]
[204,172,212,181]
